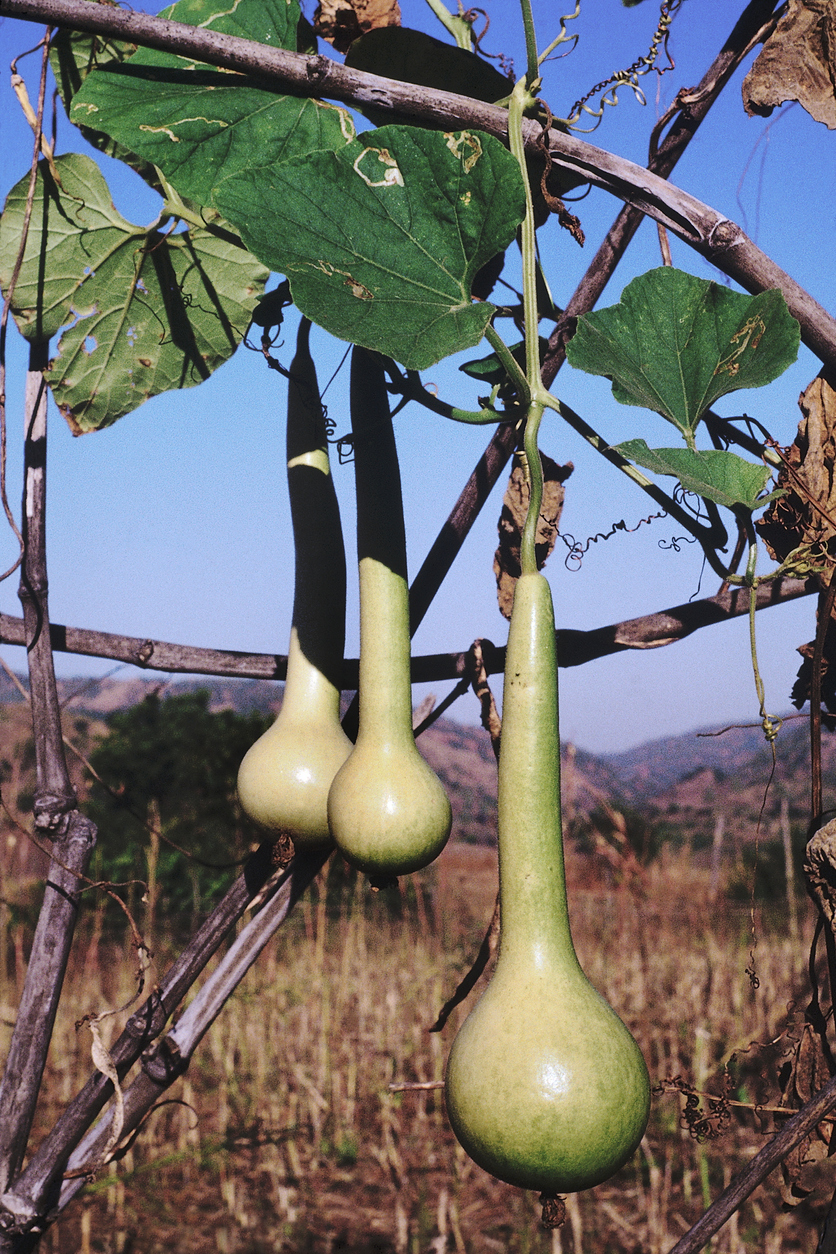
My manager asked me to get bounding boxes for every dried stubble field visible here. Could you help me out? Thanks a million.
[3,840,829,1254]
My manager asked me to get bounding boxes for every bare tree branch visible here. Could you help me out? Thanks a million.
[1,842,288,1221]
[0,577,816,685]
[42,849,328,1240]
[2,0,835,371]
[0,844,327,1244]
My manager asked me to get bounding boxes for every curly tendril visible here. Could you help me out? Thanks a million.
[566,0,682,131]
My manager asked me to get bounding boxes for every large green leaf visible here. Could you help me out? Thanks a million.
[69,0,353,207]
[0,154,268,432]
[214,126,526,369]
[566,268,800,445]
[50,19,161,186]
[614,440,782,511]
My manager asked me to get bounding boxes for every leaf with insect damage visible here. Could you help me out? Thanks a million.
[567,269,799,447]
[214,125,525,370]
[0,154,267,432]
[68,0,354,208]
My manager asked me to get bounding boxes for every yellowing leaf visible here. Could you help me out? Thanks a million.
[0,155,267,432]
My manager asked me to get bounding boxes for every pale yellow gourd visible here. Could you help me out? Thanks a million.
[444,573,650,1193]
[237,318,351,849]
[327,347,451,880]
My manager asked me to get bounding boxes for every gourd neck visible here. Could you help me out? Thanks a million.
[280,626,342,724]
[496,573,578,970]
[286,318,346,693]
[356,557,415,741]
[350,346,416,748]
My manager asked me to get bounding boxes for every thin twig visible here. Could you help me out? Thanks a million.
[666,1071,836,1254]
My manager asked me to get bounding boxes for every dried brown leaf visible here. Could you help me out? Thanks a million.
[757,372,836,574]
[742,0,836,129]
[493,453,572,620]
[757,373,836,718]
[778,1016,834,1206]
[313,0,401,53]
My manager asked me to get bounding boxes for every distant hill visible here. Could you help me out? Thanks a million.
[0,670,827,858]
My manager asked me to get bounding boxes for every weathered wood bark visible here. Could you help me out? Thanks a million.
[0,345,96,1200]
[0,576,816,683]
[3,1,835,370]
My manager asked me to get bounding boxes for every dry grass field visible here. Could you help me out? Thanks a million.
[2,837,830,1254]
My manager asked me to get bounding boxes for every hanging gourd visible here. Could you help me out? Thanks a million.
[237,318,351,849]
[444,569,650,1193]
[327,346,452,881]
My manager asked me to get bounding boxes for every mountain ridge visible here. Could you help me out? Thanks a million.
[0,670,825,852]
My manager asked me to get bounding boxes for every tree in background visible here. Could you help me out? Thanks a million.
[86,691,270,932]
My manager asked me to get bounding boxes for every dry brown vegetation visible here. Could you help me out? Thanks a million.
[0,838,829,1254]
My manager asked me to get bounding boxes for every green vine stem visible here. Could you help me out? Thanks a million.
[517,0,540,88]
[424,0,473,50]
[506,69,550,576]
[743,526,781,745]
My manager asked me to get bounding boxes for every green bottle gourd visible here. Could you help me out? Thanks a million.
[237,318,351,849]
[327,347,452,879]
[444,572,650,1193]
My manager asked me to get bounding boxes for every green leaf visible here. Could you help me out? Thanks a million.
[0,154,268,432]
[69,0,353,207]
[460,338,550,384]
[50,21,162,187]
[614,440,782,511]
[214,126,526,369]
[566,268,800,443]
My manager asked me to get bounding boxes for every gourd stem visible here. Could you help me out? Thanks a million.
[517,0,540,88]
[508,76,548,578]
[508,80,541,389]
[520,400,545,576]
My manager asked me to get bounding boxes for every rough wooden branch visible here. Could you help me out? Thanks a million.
[2,0,834,371]
[0,577,816,685]
[17,344,74,824]
[0,345,97,1199]
[0,841,289,1233]
[0,815,95,1203]
[48,849,329,1234]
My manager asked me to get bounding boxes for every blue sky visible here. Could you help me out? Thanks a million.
[0,0,833,754]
